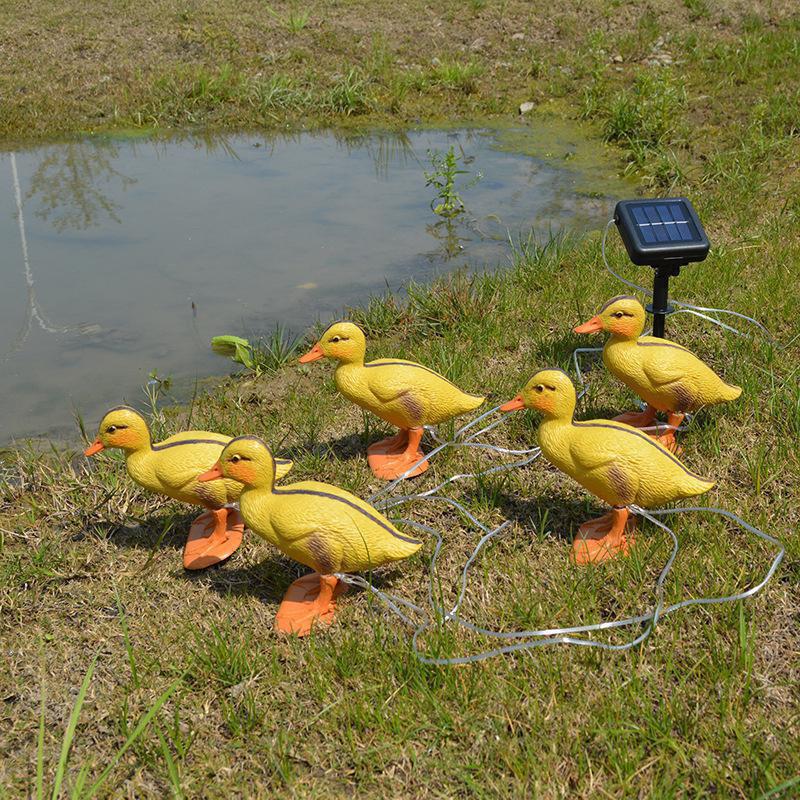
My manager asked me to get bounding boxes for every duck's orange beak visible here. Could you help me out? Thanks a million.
[574,315,603,334]
[499,394,525,412]
[84,439,104,456]
[298,342,324,363]
[198,462,223,482]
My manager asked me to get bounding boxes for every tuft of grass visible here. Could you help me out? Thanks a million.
[190,625,263,688]
[347,291,408,337]
[429,59,483,93]
[36,650,181,799]
[252,325,305,374]
[597,70,688,182]
[324,69,373,115]
[266,4,311,33]
[248,74,312,115]
[683,0,709,21]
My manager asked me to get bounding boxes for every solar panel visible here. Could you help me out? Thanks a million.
[614,198,709,267]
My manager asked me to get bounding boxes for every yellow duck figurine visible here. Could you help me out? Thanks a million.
[84,407,293,569]
[575,296,742,450]
[198,435,423,635]
[299,321,485,480]
[500,369,715,564]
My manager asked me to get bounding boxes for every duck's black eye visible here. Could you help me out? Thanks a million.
[535,385,544,393]
[613,311,625,318]
[106,425,117,434]
[330,336,341,343]
[230,455,241,464]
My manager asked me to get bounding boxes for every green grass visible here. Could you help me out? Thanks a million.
[2,2,800,798]
[266,4,312,33]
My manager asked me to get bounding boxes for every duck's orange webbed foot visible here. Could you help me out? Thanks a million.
[183,508,244,570]
[275,573,347,636]
[570,508,637,565]
[656,412,685,455]
[613,404,658,429]
[367,427,429,480]
[366,430,408,456]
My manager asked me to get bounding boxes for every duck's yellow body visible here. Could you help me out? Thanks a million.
[301,322,484,428]
[125,429,244,508]
[200,436,422,635]
[603,335,742,413]
[86,408,292,510]
[578,296,742,414]
[501,369,714,564]
[333,358,484,429]
[241,478,422,574]
[300,322,484,480]
[538,416,714,508]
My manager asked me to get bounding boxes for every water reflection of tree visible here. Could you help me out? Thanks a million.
[3,153,69,363]
[336,130,421,180]
[25,141,136,231]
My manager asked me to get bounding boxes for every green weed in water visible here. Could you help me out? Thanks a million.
[424,145,480,218]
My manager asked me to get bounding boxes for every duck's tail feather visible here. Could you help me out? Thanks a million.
[684,475,716,498]
[720,382,743,402]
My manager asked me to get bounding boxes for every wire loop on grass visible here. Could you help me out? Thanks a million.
[340,503,784,665]
[346,229,783,663]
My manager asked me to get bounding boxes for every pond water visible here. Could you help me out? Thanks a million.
[0,124,633,443]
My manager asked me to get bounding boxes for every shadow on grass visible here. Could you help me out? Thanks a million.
[280,429,393,463]
[496,491,610,544]
[177,556,410,607]
[86,509,189,553]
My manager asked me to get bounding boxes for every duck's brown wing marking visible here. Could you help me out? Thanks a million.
[307,533,336,574]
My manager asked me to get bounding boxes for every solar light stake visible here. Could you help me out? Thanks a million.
[648,265,679,338]
[614,198,710,339]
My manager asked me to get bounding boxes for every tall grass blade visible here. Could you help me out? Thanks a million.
[85,678,181,798]
[36,678,46,800]
[51,653,98,800]
[155,724,184,799]
[114,586,139,690]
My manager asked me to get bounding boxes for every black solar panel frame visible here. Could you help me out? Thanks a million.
[614,197,710,267]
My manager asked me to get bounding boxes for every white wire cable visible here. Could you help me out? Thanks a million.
[368,403,541,506]
[340,503,784,665]
[345,218,785,663]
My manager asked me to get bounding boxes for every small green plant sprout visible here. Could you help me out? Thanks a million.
[144,369,173,439]
[424,145,481,218]
[254,324,303,373]
[265,4,310,33]
[211,335,256,370]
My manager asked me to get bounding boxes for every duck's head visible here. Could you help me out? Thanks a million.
[198,435,275,489]
[299,321,366,365]
[499,368,576,420]
[84,407,151,456]
[574,295,646,340]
